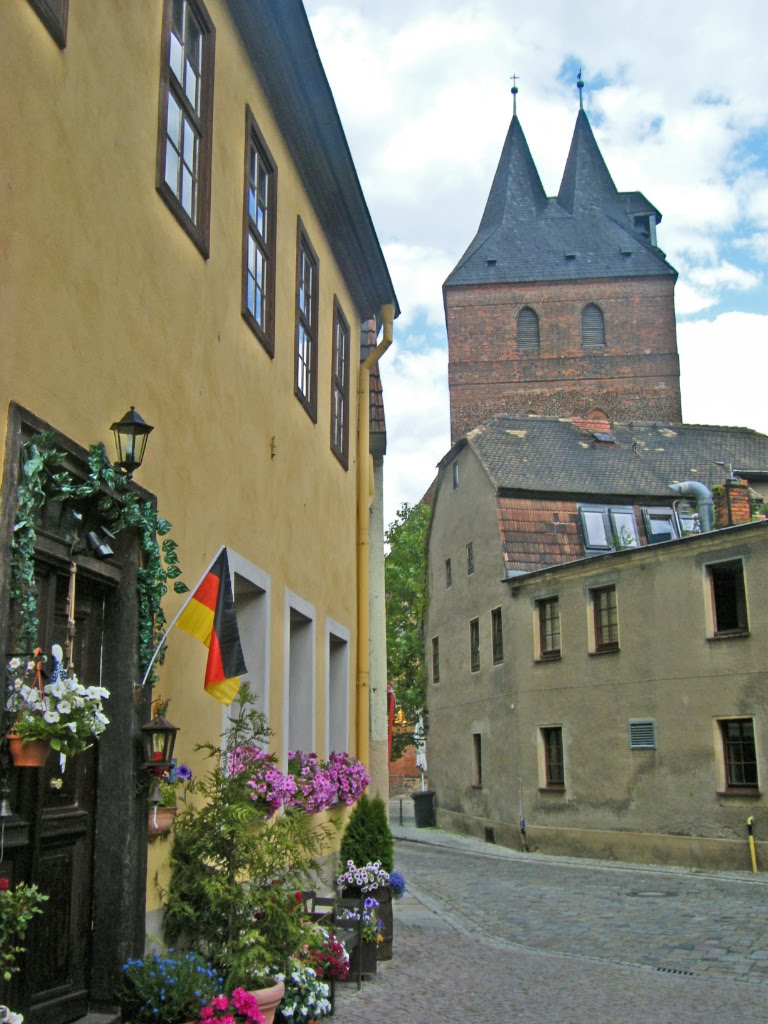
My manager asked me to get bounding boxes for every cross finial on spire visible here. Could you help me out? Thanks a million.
[510,73,519,115]
[576,68,584,110]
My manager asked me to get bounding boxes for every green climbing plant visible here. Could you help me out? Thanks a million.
[9,432,187,682]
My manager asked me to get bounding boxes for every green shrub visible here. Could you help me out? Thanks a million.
[338,794,393,873]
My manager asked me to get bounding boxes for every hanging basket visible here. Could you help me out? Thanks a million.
[7,734,52,768]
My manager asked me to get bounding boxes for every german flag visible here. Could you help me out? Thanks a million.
[176,548,247,705]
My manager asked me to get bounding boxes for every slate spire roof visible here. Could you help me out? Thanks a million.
[445,105,676,288]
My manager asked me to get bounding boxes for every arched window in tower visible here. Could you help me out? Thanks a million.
[582,304,605,348]
[517,306,540,354]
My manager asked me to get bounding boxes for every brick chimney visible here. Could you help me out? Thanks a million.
[713,479,752,528]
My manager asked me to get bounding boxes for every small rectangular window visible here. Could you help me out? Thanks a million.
[491,607,503,664]
[28,0,68,47]
[540,727,564,788]
[537,597,561,659]
[719,718,758,790]
[156,0,216,257]
[609,509,639,549]
[445,558,452,588]
[466,542,474,576]
[452,462,459,489]
[580,507,611,550]
[242,107,277,354]
[432,637,440,684]
[295,219,319,420]
[592,585,619,652]
[330,299,350,467]
[708,560,749,636]
[642,507,680,545]
[469,618,480,673]
[629,720,656,750]
[472,733,483,788]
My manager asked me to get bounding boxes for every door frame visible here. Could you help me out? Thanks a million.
[0,403,150,1016]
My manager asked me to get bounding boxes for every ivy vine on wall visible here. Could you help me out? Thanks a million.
[9,432,188,684]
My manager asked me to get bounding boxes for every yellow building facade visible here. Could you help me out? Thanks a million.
[0,2,396,1021]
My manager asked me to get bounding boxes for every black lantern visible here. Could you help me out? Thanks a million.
[141,713,179,775]
[110,406,154,478]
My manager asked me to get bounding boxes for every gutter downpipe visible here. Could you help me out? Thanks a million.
[356,304,394,767]
[668,481,714,534]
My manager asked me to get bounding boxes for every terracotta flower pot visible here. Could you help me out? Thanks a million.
[249,979,285,1024]
[147,805,177,840]
[7,734,51,768]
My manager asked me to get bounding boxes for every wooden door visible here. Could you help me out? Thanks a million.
[16,565,104,1024]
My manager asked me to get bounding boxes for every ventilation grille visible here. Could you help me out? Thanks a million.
[582,304,605,347]
[629,720,656,750]
[517,307,540,353]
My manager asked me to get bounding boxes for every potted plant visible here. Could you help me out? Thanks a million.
[273,957,331,1022]
[5,651,109,768]
[337,898,383,979]
[119,948,222,1024]
[337,794,395,959]
[0,876,48,982]
[286,751,369,813]
[200,989,266,1024]
[160,688,333,1004]
[148,764,192,840]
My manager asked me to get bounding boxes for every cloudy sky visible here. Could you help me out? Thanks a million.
[305,0,768,529]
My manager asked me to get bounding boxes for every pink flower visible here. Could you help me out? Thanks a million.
[211,995,230,1012]
[200,1008,215,1020]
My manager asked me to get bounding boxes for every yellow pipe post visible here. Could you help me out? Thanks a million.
[355,304,394,767]
[747,816,758,873]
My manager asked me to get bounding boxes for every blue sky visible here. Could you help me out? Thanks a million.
[305,0,768,528]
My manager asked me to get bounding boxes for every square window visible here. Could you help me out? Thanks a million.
[294,219,319,420]
[537,597,561,659]
[469,618,480,673]
[156,0,215,257]
[491,607,503,664]
[330,299,350,467]
[591,585,619,652]
[540,727,564,788]
[466,542,474,576]
[242,107,277,355]
[708,560,749,636]
[432,637,440,684]
[719,718,758,790]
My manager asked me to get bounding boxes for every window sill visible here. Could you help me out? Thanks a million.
[590,645,620,656]
[717,788,761,798]
[492,657,504,666]
[708,630,750,641]
[538,785,565,793]
[536,652,562,663]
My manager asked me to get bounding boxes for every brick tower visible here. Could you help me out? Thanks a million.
[444,93,682,442]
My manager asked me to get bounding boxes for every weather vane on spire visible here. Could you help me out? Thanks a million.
[510,73,519,115]
[576,68,584,110]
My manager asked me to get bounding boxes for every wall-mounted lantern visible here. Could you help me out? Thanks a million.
[141,711,179,803]
[110,407,154,479]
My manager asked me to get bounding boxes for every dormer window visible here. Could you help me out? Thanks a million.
[633,213,657,246]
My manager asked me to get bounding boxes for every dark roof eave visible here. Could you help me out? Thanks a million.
[225,0,399,320]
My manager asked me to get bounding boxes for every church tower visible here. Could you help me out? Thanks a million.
[444,82,682,442]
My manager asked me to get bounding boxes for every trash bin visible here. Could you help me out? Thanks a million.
[411,790,436,828]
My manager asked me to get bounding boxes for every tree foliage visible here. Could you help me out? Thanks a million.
[385,501,431,760]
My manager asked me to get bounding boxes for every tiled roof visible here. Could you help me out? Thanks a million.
[361,320,387,441]
[497,498,584,574]
[444,110,675,288]
[465,415,768,498]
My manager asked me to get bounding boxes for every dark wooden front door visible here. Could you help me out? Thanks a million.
[12,566,104,1024]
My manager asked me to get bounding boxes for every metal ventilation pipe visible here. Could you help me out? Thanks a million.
[669,481,714,533]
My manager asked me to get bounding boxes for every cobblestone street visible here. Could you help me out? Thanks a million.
[333,823,768,1024]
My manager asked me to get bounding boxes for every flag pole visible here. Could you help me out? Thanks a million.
[139,544,226,688]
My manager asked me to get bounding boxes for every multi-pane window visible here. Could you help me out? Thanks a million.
[445,558,452,588]
[491,607,503,664]
[720,719,758,790]
[538,597,561,659]
[592,585,619,652]
[708,560,749,636]
[432,637,440,684]
[157,0,215,256]
[330,299,350,466]
[242,109,277,353]
[28,0,68,47]
[581,303,605,347]
[541,727,564,788]
[295,221,319,419]
[579,505,639,552]
[469,618,480,672]
[466,542,474,576]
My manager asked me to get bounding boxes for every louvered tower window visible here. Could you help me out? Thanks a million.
[582,304,605,348]
[517,306,540,354]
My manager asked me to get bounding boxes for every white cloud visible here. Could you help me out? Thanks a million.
[678,313,768,432]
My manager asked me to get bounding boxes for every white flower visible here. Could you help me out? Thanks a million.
[95,710,109,726]
[26,660,35,672]
[67,722,77,733]
[48,681,66,699]
[9,657,22,670]
[57,700,72,715]
[43,710,60,724]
